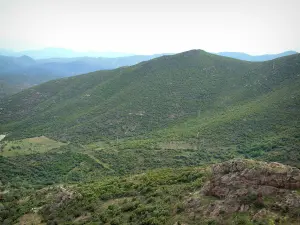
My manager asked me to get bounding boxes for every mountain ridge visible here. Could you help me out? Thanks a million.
[217,50,298,61]
[1,50,299,157]
[0,47,135,59]
[1,50,297,97]
[1,47,297,60]
[0,53,169,97]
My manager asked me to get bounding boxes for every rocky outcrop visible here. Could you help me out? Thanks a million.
[203,159,300,197]
[187,159,300,220]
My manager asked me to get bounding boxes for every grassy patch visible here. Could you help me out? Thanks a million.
[0,136,66,157]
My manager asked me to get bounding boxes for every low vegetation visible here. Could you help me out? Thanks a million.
[1,160,300,225]
[0,136,66,156]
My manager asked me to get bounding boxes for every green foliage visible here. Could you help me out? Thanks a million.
[2,51,299,144]
[0,166,207,224]
[0,150,110,186]
[232,213,253,225]
[0,136,66,156]
[0,51,299,167]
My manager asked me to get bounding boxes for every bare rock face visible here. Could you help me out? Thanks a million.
[199,159,300,218]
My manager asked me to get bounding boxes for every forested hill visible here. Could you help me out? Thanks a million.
[0,49,299,150]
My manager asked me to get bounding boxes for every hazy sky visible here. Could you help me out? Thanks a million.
[0,0,299,54]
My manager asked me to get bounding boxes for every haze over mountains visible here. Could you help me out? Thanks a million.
[0,53,167,97]
[217,51,298,61]
[0,49,297,98]
[0,47,135,59]
[1,47,297,60]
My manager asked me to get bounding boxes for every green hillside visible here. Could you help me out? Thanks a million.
[1,50,300,164]
[0,54,168,98]
[2,50,299,141]
[2,159,300,225]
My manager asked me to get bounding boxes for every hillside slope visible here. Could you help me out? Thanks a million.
[1,50,300,168]
[0,54,166,97]
[0,55,56,97]
[1,159,300,225]
[1,50,299,140]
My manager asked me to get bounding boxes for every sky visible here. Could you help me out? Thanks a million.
[0,0,299,55]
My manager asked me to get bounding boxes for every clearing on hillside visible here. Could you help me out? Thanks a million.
[0,136,66,156]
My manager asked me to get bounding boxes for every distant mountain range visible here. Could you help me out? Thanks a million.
[217,51,298,61]
[0,48,135,59]
[1,47,297,61]
[0,49,298,98]
[0,54,167,97]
